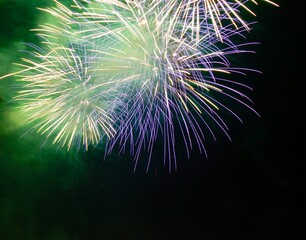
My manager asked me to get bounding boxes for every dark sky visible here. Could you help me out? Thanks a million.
[0,0,305,239]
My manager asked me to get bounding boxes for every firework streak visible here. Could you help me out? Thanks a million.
[0,0,277,172]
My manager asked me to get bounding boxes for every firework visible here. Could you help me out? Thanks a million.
[72,0,260,171]
[1,0,277,172]
[1,1,123,150]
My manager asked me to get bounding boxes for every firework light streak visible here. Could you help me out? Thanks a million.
[0,0,277,172]
[180,0,279,41]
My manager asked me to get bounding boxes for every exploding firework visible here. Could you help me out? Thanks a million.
[0,0,277,172]
[1,1,122,150]
[75,0,260,171]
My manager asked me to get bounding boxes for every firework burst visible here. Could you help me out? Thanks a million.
[1,1,122,150]
[1,0,277,172]
[74,0,261,171]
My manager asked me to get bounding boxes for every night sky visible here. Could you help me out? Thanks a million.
[0,0,305,239]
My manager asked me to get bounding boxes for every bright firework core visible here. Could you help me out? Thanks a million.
[0,0,278,172]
